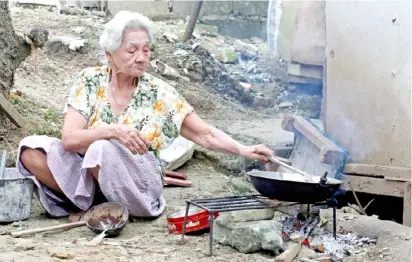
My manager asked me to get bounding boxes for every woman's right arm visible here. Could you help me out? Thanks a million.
[61,107,114,153]
[62,107,150,154]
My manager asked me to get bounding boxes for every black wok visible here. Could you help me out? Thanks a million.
[247,170,342,204]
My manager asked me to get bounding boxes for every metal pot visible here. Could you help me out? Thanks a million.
[247,170,342,204]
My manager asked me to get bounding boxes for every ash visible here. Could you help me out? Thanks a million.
[317,228,376,260]
[278,215,377,261]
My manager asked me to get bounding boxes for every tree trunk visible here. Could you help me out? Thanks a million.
[0,1,48,97]
[0,2,48,128]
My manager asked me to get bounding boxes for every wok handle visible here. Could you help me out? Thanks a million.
[268,156,313,181]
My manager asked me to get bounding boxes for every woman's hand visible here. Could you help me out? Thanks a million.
[107,124,150,155]
[239,144,275,163]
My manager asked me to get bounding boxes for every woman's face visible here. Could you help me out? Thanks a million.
[108,28,151,78]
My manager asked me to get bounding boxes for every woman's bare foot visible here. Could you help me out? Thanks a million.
[69,211,86,222]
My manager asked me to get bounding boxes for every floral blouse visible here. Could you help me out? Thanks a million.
[63,65,194,153]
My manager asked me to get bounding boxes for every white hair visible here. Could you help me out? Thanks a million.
[99,11,154,54]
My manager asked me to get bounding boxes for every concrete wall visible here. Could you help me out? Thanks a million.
[107,0,268,19]
[275,1,325,65]
[275,0,298,62]
[324,1,411,167]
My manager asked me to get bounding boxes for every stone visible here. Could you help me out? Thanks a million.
[230,177,253,194]
[159,136,195,171]
[162,33,179,43]
[46,36,86,53]
[233,39,259,60]
[341,206,360,215]
[49,250,75,260]
[217,209,275,223]
[91,10,106,17]
[13,239,35,251]
[215,50,239,64]
[214,218,284,254]
[278,101,293,109]
[72,26,87,35]
[20,62,34,72]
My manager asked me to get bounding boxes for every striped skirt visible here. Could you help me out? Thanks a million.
[16,135,166,218]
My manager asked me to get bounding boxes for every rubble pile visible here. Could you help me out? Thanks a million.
[149,21,319,117]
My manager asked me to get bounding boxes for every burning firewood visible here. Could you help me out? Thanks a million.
[274,243,302,262]
[309,236,325,253]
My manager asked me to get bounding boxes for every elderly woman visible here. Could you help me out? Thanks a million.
[17,11,274,222]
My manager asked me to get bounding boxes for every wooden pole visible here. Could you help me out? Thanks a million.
[182,0,203,42]
[11,221,86,237]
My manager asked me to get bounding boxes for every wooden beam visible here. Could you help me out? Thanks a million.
[0,94,24,128]
[281,114,345,164]
[182,0,203,42]
[340,174,405,197]
[403,182,411,227]
[343,163,411,181]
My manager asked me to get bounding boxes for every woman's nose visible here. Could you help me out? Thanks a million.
[135,50,146,62]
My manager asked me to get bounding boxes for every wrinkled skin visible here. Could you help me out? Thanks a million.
[106,29,151,78]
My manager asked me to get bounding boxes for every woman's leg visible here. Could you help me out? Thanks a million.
[83,140,165,217]
[20,148,61,193]
[20,148,86,222]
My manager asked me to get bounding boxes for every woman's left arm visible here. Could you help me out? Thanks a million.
[180,113,274,162]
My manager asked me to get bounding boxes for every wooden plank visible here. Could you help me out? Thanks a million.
[290,132,343,179]
[289,75,323,85]
[403,182,411,227]
[343,163,411,181]
[340,175,404,197]
[274,242,301,262]
[385,176,411,182]
[288,62,323,79]
[282,114,345,164]
[0,94,25,128]
[290,1,326,66]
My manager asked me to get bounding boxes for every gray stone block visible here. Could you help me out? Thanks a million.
[214,217,284,254]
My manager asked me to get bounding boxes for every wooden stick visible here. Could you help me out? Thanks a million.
[269,156,313,182]
[275,243,302,262]
[11,221,86,237]
[347,180,367,215]
[363,198,375,211]
[0,94,25,128]
[182,0,203,42]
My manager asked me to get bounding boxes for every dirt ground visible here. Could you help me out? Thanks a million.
[0,6,278,262]
[0,157,279,262]
[0,6,410,262]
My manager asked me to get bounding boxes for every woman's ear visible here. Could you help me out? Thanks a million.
[106,52,112,64]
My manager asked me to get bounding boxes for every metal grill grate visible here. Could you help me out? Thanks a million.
[186,194,293,212]
[180,195,301,256]
[180,194,338,256]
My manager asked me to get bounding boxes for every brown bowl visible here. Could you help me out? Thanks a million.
[84,202,129,237]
